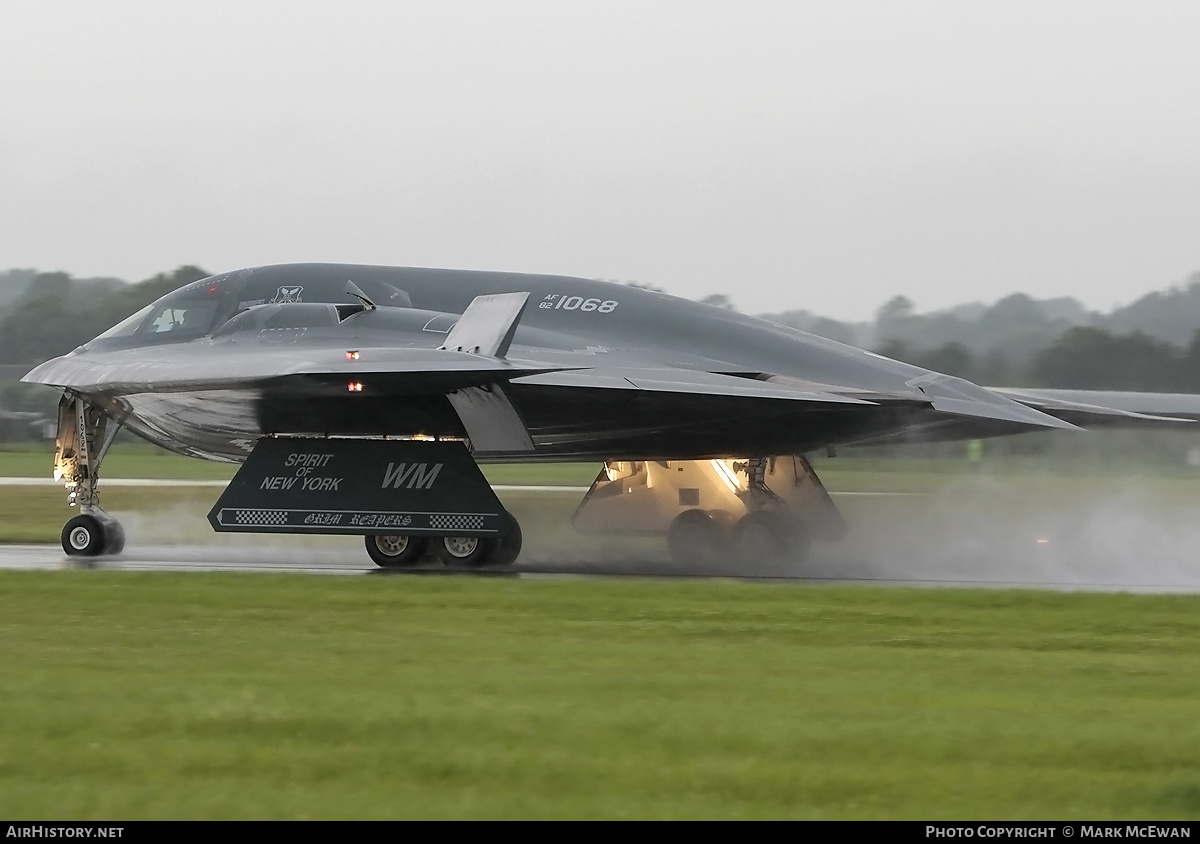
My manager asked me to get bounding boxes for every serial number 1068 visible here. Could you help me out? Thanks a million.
[539,296,618,313]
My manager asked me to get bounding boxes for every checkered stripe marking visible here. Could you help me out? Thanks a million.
[430,514,485,531]
[234,509,288,526]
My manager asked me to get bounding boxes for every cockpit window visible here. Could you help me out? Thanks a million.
[89,297,224,349]
[145,304,217,336]
[94,305,154,340]
[87,269,419,350]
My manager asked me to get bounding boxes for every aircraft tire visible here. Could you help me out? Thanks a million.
[789,523,812,563]
[708,509,737,537]
[488,517,523,568]
[435,535,499,568]
[62,515,106,557]
[100,519,126,556]
[667,509,727,566]
[732,511,801,565]
[365,534,428,568]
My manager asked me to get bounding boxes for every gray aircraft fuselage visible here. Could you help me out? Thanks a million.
[23,263,1112,463]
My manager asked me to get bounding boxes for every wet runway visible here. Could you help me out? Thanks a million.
[0,543,374,575]
[7,475,1200,592]
[4,541,1200,593]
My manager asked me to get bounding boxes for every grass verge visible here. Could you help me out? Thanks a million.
[1,573,1199,819]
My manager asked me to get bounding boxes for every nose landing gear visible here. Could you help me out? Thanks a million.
[61,512,125,557]
[53,393,126,557]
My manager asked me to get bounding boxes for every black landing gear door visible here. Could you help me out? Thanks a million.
[208,438,510,538]
[439,291,536,455]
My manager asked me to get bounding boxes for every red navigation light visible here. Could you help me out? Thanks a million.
[348,382,363,392]
[346,351,360,360]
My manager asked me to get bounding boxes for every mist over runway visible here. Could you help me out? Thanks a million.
[5,515,1200,596]
[4,473,1200,592]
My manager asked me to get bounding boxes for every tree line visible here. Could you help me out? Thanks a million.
[0,266,209,366]
[878,328,1200,392]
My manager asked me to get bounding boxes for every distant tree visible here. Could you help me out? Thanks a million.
[94,265,209,330]
[916,342,975,380]
[699,293,737,311]
[1037,296,1092,325]
[1105,273,1200,347]
[0,269,36,308]
[875,295,915,342]
[26,271,74,299]
[876,295,913,322]
[759,309,817,331]
[759,309,873,347]
[0,265,209,364]
[874,339,912,364]
[975,348,1020,387]
[980,293,1044,326]
[806,317,856,346]
[874,339,975,379]
[1181,329,1200,392]
[0,272,87,364]
[1032,327,1181,390]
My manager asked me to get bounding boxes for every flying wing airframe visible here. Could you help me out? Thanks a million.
[21,263,1200,568]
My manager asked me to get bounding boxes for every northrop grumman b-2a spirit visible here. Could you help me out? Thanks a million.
[22,264,1200,568]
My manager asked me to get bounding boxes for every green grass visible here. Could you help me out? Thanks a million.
[0,442,238,481]
[1,573,1199,819]
[0,487,221,543]
[482,462,599,486]
[9,441,1200,490]
[0,442,599,485]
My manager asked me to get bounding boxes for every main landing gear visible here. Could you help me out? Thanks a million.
[53,393,126,557]
[573,456,846,570]
[665,507,809,568]
[364,514,523,570]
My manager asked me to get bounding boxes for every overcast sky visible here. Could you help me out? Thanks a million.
[2,1,1199,320]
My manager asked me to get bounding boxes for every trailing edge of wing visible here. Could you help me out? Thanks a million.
[510,368,876,404]
[992,387,1199,425]
[905,373,1080,430]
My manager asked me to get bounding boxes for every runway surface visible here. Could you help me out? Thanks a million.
[6,476,1199,592]
[4,541,1199,593]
